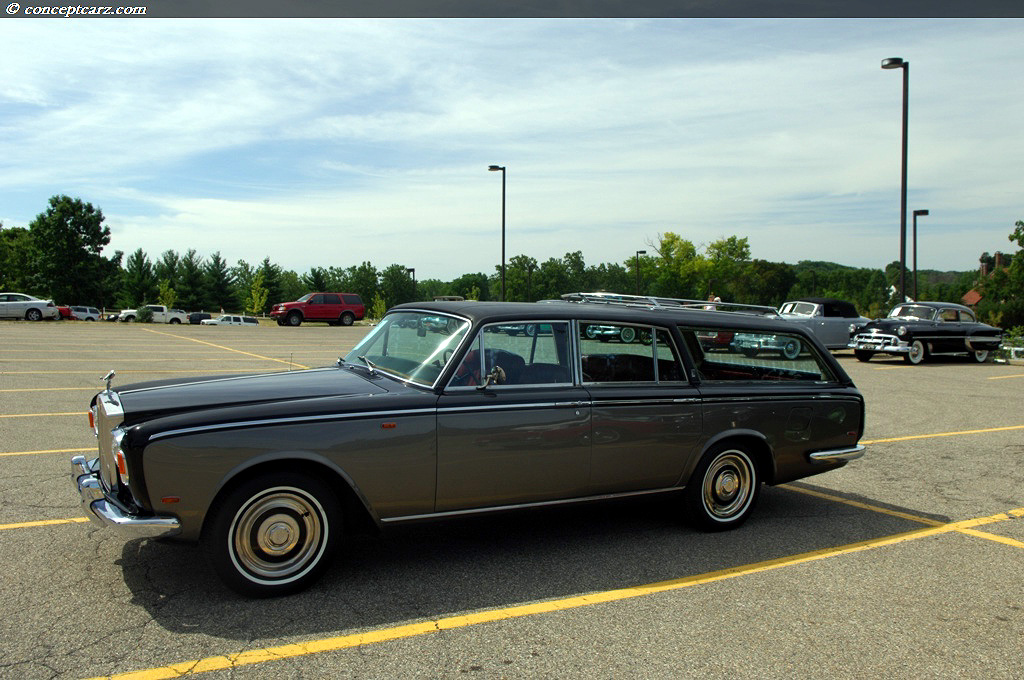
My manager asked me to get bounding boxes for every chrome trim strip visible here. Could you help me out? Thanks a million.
[439,402,588,414]
[808,445,866,463]
[150,407,438,441]
[72,455,181,538]
[701,394,857,403]
[591,399,691,407]
[381,485,686,523]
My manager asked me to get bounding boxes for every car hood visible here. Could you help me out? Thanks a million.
[112,366,389,425]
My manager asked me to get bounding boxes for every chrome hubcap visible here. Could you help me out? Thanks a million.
[231,488,326,583]
[703,452,754,519]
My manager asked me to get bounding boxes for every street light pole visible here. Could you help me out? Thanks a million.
[912,209,929,301]
[488,165,506,301]
[882,57,910,302]
[635,250,646,294]
[406,267,416,301]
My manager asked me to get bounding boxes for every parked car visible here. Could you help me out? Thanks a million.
[57,305,73,320]
[188,312,212,325]
[849,301,1002,364]
[0,292,59,321]
[73,299,865,596]
[270,293,365,327]
[200,314,259,326]
[778,298,871,350]
[69,306,102,321]
[118,305,186,324]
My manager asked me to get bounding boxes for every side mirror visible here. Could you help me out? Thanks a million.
[417,325,427,337]
[476,365,506,390]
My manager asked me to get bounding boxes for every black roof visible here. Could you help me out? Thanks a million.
[894,301,974,313]
[392,300,799,334]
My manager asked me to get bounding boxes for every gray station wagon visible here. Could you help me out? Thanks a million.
[73,299,866,596]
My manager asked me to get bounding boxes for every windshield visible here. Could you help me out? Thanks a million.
[343,311,470,387]
[780,302,817,316]
[888,305,935,321]
[296,294,313,303]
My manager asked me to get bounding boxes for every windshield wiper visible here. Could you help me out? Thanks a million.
[357,356,379,375]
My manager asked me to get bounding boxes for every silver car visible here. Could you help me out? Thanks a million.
[778,298,870,350]
[0,292,59,321]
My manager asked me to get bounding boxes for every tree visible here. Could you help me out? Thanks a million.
[0,224,34,292]
[257,257,283,313]
[28,195,118,305]
[120,248,157,307]
[449,272,490,301]
[301,267,329,292]
[336,261,379,305]
[246,270,269,316]
[379,263,416,308]
[978,219,1024,327]
[505,254,539,301]
[204,251,236,311]
[155,250,181,289]
[177,249,207,311]
[157,279,178,310]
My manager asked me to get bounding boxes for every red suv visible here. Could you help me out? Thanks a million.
[270,293,365,327]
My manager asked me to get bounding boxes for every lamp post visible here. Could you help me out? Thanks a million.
[912,209,929,301]
[635,250,647,294]
[488,165,506,301]
[406,267,416,301]
[882,57,910,302]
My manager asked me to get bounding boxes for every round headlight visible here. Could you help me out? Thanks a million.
[897,326,907,337]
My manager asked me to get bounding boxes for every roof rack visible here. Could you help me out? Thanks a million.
[559,292,780,318]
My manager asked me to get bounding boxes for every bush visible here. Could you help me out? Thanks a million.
[135,306,154,323]
[994,325,1024,362]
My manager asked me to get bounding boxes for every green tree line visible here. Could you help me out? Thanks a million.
[3,195,1018,325]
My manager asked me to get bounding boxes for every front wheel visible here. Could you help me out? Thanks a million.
[971,349,989,363]
[684,444,760,531]
[203,472,341,597]
[619,327,637,343]
[903,339,927,365]
[286,312,302,327]
[779,338,801,360]
[854,350,874,362]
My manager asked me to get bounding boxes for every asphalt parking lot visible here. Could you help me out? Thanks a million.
[1,320,1022,679]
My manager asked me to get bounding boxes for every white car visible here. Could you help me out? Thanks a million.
[69,306,102,321]
[200,315,260,326]
[0,292,59,321]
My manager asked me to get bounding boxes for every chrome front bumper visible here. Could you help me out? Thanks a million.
[808,445,866,464]
[72,455,181,539]
[848,333,909,354]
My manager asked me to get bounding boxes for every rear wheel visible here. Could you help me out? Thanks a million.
[779,338,801,360]
[340,312,354,326]
[25,309,42,322]
[169,318,181,324]
[854,350,874,362]
[904,339,927,365]
[684,444,760,531]
[619,327,637,343]
[203,472,341,597]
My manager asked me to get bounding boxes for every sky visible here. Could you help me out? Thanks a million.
[2,19,1022,282]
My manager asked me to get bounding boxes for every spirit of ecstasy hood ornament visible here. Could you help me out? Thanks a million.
[102,370,116,391]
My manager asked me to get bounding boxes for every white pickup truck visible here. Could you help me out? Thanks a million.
[117,305,186,324]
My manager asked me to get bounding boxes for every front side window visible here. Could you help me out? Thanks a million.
[580,324,684,383]
[344,311,470,387]
[889,305,935,321]
[449,322,572,388]
[681,326,837,383]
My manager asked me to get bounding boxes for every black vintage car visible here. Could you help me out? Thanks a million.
[74,300,865,596]
[849,301,1002,365]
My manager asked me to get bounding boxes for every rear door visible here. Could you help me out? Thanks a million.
[581,323,702,492]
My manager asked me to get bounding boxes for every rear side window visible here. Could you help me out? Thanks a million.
[680,327,837,383]
[343,294,363,305]
[580,324,684,383]
[323,294,342,304]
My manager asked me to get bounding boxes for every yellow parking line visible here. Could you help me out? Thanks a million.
[0,412,85,418]
[956,528,1024,549]
[0,387,99,392]
[141,328,310,369]
[861,424,1024,445]
[86,508,1022,680]
[0,448,92,457]
[778,485,943,526]
[988,373,1024,380]
[0,517,90,530]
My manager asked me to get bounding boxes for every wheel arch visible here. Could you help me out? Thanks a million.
[694,430,777,485]
[199,456,381,542]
